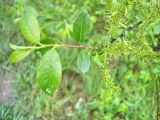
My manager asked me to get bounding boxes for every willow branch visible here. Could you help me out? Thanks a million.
[38,21,142,51]
[96,21,143,54]
[35,43,95,50]
[110,21,143,43]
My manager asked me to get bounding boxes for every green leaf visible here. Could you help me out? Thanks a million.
[36,49,62,95]
[9,49,32,63]
[9,43,33,50]
[40,38,62,44]
[20,10,40,44]
[77,51,90,73]
[154,24,160,35]
[23,6,38,17]
[73,9,90,43]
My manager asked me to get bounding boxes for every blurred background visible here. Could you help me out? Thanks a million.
[0,0,160,120]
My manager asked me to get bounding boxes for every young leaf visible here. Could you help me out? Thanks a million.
[9,43,33,50]
[40,38,62,44]
[36,49,62,95]
[9,49,32,63]
[23,6,38,17]
[73,9,90,43]
[20,11,40,44]
[77,51,90,73]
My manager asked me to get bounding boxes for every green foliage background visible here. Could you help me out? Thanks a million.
[0,0,160,120]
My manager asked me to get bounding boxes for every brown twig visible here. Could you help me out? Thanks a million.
[43,44,95,50]
[110,21,143,43]
[96,20,143,54]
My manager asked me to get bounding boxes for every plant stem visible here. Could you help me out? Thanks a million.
[96,20,143,54]
[35,44,95,50]
[110,21,143,43]
[10,43,96,50]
